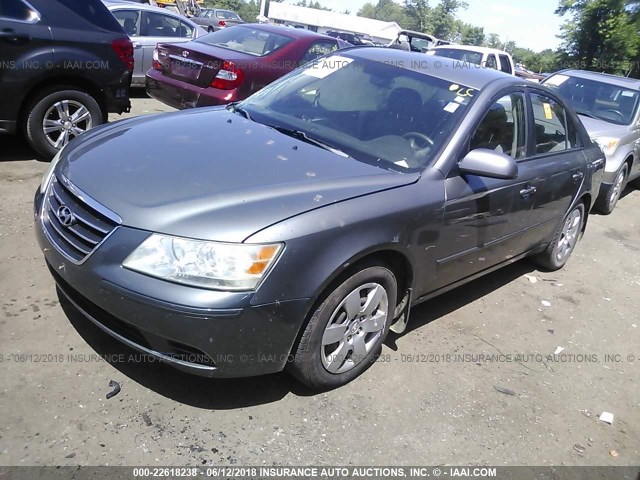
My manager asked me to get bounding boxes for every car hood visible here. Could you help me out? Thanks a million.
[578,115,628,138]
[59,108,419,243]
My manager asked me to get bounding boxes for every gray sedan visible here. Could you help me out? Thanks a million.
[543,70,640,213]
[192,8,244,33]
[34,49,604,390]
[105,0,207,86]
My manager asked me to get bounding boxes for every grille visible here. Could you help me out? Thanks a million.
[42,175,119,263]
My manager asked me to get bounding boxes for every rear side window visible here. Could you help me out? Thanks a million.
[141,12,193,38]
[301,40,338,64]
[0,0,39,22]
[499,54,512,74]
[113,9,140,37]
[530,93,570,154]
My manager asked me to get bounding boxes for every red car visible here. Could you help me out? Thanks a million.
[146,24,347,109]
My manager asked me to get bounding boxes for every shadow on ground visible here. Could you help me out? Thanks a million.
[0,135,42,162]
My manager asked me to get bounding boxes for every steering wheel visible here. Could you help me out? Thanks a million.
[403,132,434,151]
[602,109,625,122]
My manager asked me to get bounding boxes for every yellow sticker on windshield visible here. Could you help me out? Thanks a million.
[543,103,553,120]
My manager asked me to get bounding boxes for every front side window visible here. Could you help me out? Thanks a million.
[239,55,477,172]
[301,41,338,64]
[544,74,640,125]
[141,12,186,37]
[196,26,294,57]
[530,92,569,154]
[470,93,526,159]
[0,0,38,22]
[216,10,241,20]
[485,54,498,70]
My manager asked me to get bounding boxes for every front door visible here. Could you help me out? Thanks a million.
[434,91,536,289]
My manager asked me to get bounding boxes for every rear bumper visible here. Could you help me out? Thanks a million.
[146,69,239,109]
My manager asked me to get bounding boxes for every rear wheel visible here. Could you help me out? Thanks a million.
[533,203,585,271]
[25,87,103,158]
[208,26,215,33]
[288,264,397,390]
[595,164,628,214]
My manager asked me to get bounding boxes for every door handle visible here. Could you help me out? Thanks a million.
[520,185,537,198]
[133,42,142,49]
[590,159,605,170]
[573,172,584,182]
[0,29,30,43]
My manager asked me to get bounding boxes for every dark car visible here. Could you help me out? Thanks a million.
[146,24,343,109]
[35,48,604,390]
[0,0,133,158]
[192,8,243,33]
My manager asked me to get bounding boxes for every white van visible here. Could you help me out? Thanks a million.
[427,45,515,76]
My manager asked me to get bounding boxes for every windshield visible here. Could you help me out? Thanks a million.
[544,74,640,125]
[196,26,293,57]
[238,55,477,172]
[432,48,483,66]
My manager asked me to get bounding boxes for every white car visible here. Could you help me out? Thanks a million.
[427,45,514,76]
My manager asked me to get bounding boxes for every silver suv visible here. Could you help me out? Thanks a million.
[544,70,640,214]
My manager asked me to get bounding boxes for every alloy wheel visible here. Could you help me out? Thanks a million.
[554,208,583,263]
[42,100,93,149]
[321,283,388,374]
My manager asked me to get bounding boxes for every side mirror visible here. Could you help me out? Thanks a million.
[459,148,518,180]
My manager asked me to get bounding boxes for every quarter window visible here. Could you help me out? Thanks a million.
[531,93,569,154]
[470,93,527,159]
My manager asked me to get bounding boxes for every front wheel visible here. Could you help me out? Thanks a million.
[595,164,628,215]
[288,264,397,390]
[533,203,585,271]
[25,87,103,158]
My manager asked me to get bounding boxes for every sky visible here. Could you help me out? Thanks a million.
[282,0,564,51]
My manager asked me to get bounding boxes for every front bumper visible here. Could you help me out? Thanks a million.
[146,70,239,109]
[34,189,310,378]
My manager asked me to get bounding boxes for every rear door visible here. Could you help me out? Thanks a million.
[0,0,52,127]
[518,89,587,252]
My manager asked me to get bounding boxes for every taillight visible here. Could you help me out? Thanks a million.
[211,61,244,90]
[152,48,162,71]
[112,38,134,72]
[218,20,226,27]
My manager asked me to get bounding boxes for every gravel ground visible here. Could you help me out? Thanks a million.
[0,94,639,467]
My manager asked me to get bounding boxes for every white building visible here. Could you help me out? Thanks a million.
[267,3,401,44]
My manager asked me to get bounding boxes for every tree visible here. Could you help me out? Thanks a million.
[556,0,639,75]
[484,33,502,49]
[357,0,410,26]
[429,0,468,40]
[459,23,485,46]
[404,0,432,32]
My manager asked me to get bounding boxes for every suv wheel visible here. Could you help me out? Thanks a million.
[25,87,103,158]
[288,263,397,390]
[595,164,628,215]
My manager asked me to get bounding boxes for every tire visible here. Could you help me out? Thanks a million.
[595,164,628,215]
[25,87,103,159]
[288,263,397,390]
[533,202,585,271]
[208,26,215,33]
[630,175,640,189]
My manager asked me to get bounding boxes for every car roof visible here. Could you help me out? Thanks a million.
[553,69,640,90]
[432,44,512,57]
[343,47,523,91]
[396,30,436,41]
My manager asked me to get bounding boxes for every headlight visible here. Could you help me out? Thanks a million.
[40,149,63,193]
[593,137,620,156]
[122,234,283,291]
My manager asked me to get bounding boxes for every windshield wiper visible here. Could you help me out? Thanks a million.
[268,125,351,158]
[226,102,252,121]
